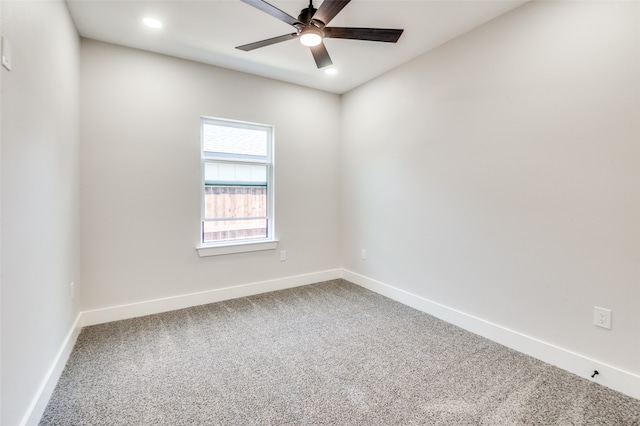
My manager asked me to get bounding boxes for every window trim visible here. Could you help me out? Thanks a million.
[197,116,276,256]
[196,239,278,257]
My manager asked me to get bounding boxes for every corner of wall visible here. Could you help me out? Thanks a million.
[20,314,82,426]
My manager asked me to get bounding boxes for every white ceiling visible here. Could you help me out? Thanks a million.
[66,0,528,94]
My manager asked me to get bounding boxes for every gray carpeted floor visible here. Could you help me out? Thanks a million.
[41,279,640,425]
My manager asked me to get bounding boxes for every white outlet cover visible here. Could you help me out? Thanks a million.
[594,307,611,329]
[1,37,12,71]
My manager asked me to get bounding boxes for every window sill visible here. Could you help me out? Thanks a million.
[196,239,278,257]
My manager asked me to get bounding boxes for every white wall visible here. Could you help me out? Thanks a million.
[341,0,639,378]
[0,1,80,425]
[80,40,341,311]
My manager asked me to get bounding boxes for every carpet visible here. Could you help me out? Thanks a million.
[40,279,640,425]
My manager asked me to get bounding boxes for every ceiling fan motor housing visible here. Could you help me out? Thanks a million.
[297,2,324,45]
[298,6,318,25]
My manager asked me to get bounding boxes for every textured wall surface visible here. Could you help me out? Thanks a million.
[341,0,640,376]
[80,40,342,310]
[1,1,80,424]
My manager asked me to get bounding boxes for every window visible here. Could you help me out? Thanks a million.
[199,117,275,254]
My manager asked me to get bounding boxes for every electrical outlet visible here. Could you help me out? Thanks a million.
[70,282,75,301]
[280,250,286,261]
[361,249,366,260]
[594,307,611,329]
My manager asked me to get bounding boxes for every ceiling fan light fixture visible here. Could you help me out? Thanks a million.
[299,27,322,47]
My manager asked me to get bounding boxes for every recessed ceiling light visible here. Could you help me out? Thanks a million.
[325,68,337,75]
[143,17,163,29]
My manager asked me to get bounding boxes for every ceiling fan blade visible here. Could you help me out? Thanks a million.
[312,0,350,26]
[236,33,298,51]
[324,27,404,43]
[240,0,300,27]
[310,42,333,68]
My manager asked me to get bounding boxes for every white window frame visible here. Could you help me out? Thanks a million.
[196,116,277,257]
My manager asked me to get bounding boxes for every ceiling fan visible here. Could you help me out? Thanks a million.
[236,0,404,69]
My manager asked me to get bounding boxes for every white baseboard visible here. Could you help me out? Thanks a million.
[26,270,341,425]
[26,267,638,426]
[81,269,342,327]
[342,269,640,401]
[21,313,83,426]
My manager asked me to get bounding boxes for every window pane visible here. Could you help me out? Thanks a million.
[204,186,267,220]
[203,122,268,158]
[203,218,268,243]
[204,162,267,185]
[200,117,273,246]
